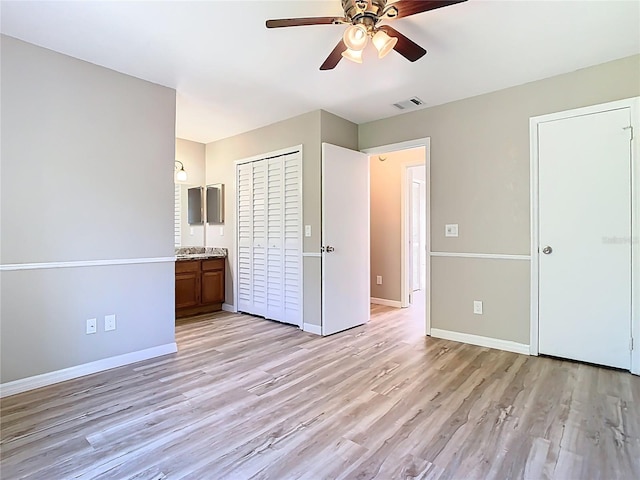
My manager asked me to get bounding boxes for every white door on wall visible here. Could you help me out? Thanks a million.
[537,107,632,369]
[237,162,255,315]
[237,151,302,327]
[322,143,370,336]
[266,157,284,321]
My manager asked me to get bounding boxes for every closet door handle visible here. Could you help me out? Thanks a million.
[325,246,335,253]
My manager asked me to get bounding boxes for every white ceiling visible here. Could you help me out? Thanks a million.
[2,1,639,144]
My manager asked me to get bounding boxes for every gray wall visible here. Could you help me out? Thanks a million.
[205,110,357,326]
[320,110,359,151]
[0,36,177,383]
[360,54,640,344]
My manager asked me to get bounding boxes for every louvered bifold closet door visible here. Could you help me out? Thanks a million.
[237,163,254,314]
[266,157,285,321]
[283,152,302,326]
[252,161,268,317]
[236,150,302,326]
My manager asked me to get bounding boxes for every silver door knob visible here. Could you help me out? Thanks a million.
[326,246,335,252]
[542,246,553,254]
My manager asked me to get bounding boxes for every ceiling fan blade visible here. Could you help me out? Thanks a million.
[386,0,467,19]
[266,17,346,28]
[320,40,346,70]
[379,25,426,62]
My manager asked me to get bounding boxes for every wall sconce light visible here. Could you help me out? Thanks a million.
[175,160,187,181]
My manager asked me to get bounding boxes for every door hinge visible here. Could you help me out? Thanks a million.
[631,337,634,351]
[623,125,633,140]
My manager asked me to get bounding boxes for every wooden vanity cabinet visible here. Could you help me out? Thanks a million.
[175,258,225,318]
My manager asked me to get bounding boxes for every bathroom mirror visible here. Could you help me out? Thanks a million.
[207,183,225,224]
[175,184,205,246]
[188,187,204,225]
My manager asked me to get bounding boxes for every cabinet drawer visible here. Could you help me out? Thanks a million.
[175,260,200,273]
[202,258,225,271]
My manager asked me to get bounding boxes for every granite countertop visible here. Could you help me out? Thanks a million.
[175,247,227,261]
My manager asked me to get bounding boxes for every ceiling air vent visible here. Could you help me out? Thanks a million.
[392,96,425,111]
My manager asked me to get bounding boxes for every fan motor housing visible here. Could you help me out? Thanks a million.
[342,0,388,23]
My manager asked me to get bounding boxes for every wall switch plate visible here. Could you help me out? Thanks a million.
[105,314,116,332]
[86,318,97,334]
[473,301,483,315]
[445,224,459,237]
[219,226,224,236]
[305,225,312,237]
[376,275,383,285]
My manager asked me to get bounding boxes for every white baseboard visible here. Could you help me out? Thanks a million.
[222,303,236,313]
[430,328,530,355]
[370,297,402,308]
[303,323,322,336]
[0,343,178,398]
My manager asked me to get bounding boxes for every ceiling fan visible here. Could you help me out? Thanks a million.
[266,0,467,70]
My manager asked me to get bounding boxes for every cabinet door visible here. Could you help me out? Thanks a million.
[202,269,225,305]
[176,272,199,308]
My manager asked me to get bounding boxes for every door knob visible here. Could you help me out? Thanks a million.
[326,246,335,253]
[542,246,553,254]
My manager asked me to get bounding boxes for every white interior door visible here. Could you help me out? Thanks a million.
[237,163,254,314]
[538,107,632,369]
[266,157,284,322]
[322,143,370,336]
[282,153,303,327]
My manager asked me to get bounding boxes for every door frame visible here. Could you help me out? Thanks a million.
[362,138,431,335]
[529,97,640,374]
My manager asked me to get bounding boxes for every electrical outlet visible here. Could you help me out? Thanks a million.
[86,318,97,334]
[219,226,224,236]
[305,225,312,237]
[445,224,459,237]
[473,301,483,315]
[105,314,116,332]
[190,227,194,236]
[376,275,383,285]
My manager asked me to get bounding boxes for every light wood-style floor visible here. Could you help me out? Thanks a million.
[1,303,639,479]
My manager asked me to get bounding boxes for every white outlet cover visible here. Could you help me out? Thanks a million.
[105,314,116,331]
[376,275,383,285]
[219,226,224,236]
[304,225,312,237]
[86,318,97,334]
[445,224,459,237]
[473,301,483,315]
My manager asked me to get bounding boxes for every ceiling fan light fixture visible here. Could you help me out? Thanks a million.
[341,47,363,64]
[372,30,398,58]
[343,24,369,51]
